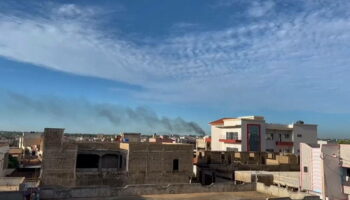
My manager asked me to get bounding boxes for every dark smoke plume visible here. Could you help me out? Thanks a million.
[0,90,206,135]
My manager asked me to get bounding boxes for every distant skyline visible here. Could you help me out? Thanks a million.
[1,1,350,138]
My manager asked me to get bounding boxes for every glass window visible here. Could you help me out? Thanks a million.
[284,134,290,139]
[297,134,302,138]
[304,166,308,173]
[247,124,260,151]
[226,132,238,140]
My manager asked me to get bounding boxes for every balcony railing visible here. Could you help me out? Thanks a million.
[276,141,294,146]
[219,139,241,144]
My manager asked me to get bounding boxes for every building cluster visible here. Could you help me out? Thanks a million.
[0,115,348,200]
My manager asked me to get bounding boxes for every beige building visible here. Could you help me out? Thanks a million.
[210,116,317,154]
[195,136,211,151]
[300,143,350,200]
[40,128,193,187]
[121,132,141,143]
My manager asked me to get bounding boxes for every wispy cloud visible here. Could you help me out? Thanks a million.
[247,0,275,17]
[0,2,350,114]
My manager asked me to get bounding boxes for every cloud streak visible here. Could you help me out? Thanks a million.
[0,1,350,114]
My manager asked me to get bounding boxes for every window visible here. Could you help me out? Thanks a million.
[297,134,302,138]
[173,159,179,171]
[247,124,261,151]
[119,156,123,169]
[304,166,308,173]
[266,149,274,152]
[76,154,99,168]
[284,134,290,139]
[227,147,238,152]
[226,132,238,140]
[266,134,273,140]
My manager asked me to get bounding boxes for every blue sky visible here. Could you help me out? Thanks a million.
[0,0,350,138]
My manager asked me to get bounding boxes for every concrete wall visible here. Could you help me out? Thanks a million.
[299,144,322,195]
[300,143,313,192]
[41,128,77,187]
[257,182,318,200]
[0,177,25,191]
[321,144,348,200]
[340,144,350,168]
[40,182,256,199]
[0,144,9,176]
[41,128,194,187]
[0,191,22,200]
[122,143,193,184]
[292,124,317,154]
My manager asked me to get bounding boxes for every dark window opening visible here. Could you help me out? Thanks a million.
[173,159,179,171]
[76,154,99,168]
[119,156,123,169]
[304,166,308,173]
[101,154,119,168]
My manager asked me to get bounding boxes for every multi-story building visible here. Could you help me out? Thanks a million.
[300,143,350,200]
[210,116,317,154]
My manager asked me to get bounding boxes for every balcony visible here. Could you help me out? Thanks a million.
[276,141,294,146]
[219,139,241,144]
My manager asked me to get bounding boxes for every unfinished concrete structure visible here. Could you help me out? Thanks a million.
[0,143,9,177]
[195,151,300,185]
[40,128,193,187]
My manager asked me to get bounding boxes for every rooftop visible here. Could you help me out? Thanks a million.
[209,116,265,125]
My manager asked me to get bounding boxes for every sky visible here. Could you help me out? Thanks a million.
[0,0,350,138]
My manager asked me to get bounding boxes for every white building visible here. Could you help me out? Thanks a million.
[300,143,350,200]
[210,116,317,154]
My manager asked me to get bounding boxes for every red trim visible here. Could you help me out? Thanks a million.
[209,118,233,125]
[247,124,261,151]
[219,139,241,144]
[276,141,294,146]
[205,138,212,143]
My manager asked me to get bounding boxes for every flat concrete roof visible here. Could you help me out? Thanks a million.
[113,191,274,200]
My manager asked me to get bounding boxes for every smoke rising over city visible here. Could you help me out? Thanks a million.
[0,90,205,135]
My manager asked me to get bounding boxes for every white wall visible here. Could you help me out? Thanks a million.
[211,126,222,151]
[211,124,243,151]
